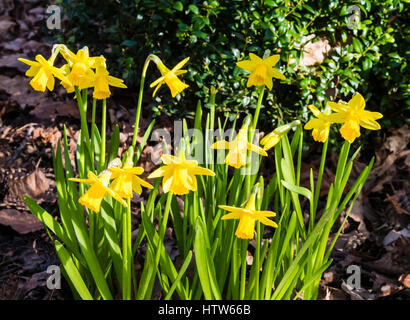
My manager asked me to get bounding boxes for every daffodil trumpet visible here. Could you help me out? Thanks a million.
[219,185,277,240]
[100,98,107,169]
[211,116,267,169]
[148,147,215,195]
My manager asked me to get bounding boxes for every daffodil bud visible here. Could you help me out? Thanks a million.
[241,114,252,129]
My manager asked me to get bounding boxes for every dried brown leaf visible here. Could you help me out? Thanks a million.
[0,208,43,234]
[7,167,53,201]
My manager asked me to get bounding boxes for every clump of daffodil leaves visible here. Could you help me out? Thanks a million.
[21,45,380,301]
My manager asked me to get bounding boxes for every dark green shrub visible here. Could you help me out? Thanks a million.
[55,0,409,132]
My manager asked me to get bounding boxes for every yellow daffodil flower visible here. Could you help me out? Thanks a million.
[150,57,189,97]
[60,46,106,87]
[69,171,127,213]
[80,66,127,100]
[18,54,71,92]
[147,150,215,195]
[219,192,277,240]
[261,120,301,150]
[304,105,332,142]
[211,122,267,169]
[236,53,285,89]
[59,63,75,93]
[327,93,383,143]
[109,159,153,198]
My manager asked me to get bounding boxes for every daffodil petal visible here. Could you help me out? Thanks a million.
[265,75,273,90]
[133,176,154,189]
[236,60,257,72]
[327,101,348,113]
[210,140,230,150]
[359,118,381,130]
[327,112,347,123]
[304,118,323,130]
[150,76,165,88]
[218,205,247,214]
[263,54,280,67]
[105,187,128,207]
[162,175,173,193]
[361,110,383,120]
[249,53,263,63]
[220,212,243,220]
[69,177,92,185]
[108,76,127,88]
[18,58,39,66]
[132,181,143,195]
[307,105,321,117]
[256,216,278,228]
[349,93,366,110]
[247,142,268,156]
[26,65,41,77]
[270,68,286,80]
[174,69,188,76]
[189,166,216,176]
[161,154,175,165]
[171,57,190,72]
[254,210,276,217]
[148,166,167,179]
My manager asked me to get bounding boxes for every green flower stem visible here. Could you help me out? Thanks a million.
[254,222,261,299]
[159,193,173,242]
[242,85,265,196]
[50,44,62,64]
[89,209,95,249]
[74,87,90,144]
[122,199,132,300]
[296,124,303,186]
[90,98,96,172]
[132,54,162,155]
[100,98,107,169]
[312,138,328,225]
[239,239,248,300]
[153,192,173,289]
[252,85,265,131]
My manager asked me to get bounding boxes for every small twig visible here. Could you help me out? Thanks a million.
[386,194,410,216]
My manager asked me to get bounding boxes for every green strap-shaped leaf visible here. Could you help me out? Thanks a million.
[281,180,312,201]
[193,217,221,300]
[24,196,85,266]
[107,124,120,165]
[164,251,193,300]
[91,123,102,172]
[54,240,93,300]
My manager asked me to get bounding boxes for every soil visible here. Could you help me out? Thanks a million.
[0,0,409,300]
